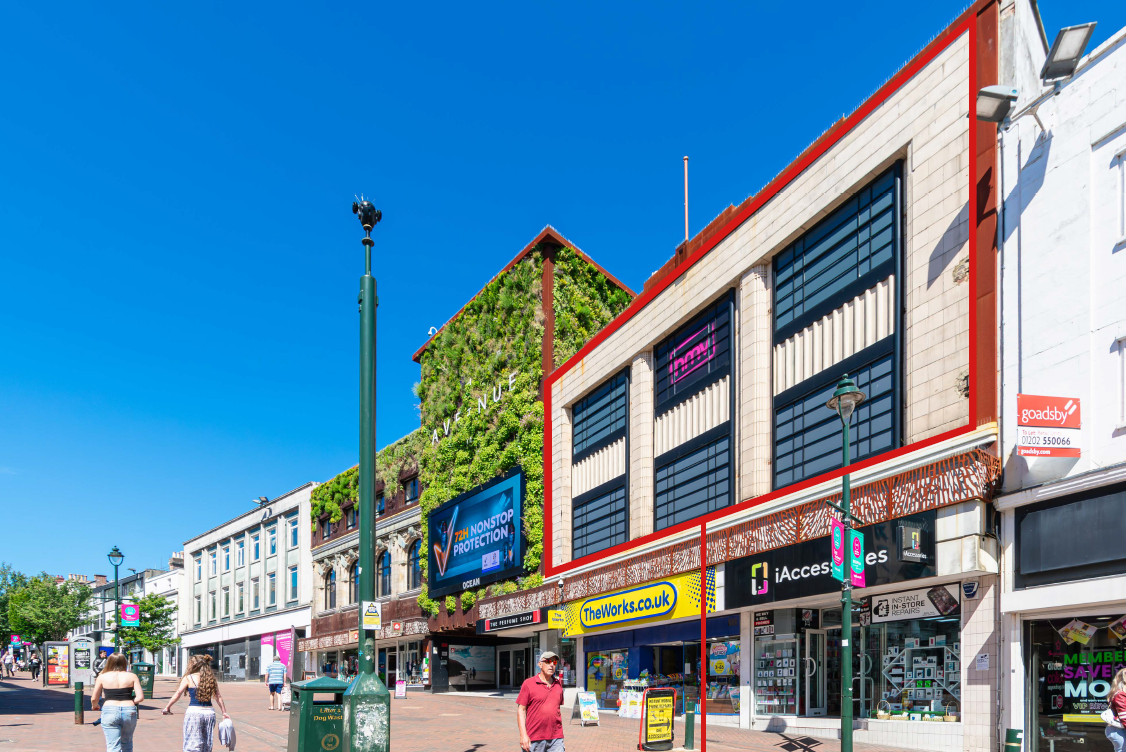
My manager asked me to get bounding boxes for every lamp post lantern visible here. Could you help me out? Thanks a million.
[825,375,866,752]
[107,546,124,653]
[343,197,392,752]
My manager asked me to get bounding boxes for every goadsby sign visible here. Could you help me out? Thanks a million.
[1016,394,1081,458]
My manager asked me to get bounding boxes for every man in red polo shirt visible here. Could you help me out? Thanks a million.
[516,651,564,752]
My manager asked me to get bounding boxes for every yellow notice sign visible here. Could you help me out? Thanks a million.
[361,601,382,630]
[645,693,674,745]
[1063,714,1104,723]
[547,610,566,629]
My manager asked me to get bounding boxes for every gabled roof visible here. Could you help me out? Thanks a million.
[412,226,635,363]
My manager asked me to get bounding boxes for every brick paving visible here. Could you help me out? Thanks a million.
[0,671,903,752]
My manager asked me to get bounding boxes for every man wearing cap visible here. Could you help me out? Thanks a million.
[516,651,564,752]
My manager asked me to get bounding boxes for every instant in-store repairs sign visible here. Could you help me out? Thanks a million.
[870,584,961,623]
[1016,394,1081,458]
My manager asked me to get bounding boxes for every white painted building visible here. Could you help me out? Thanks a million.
[144,557,184,677]
[993,9,1126,749]
[178,482,316,681]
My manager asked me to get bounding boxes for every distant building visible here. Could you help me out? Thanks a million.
[144,554,185,676]
[71,568,168,666]
[178,482,316,681]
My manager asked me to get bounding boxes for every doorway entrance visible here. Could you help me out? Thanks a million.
[498,646,529,689]
[804,622,872,719]
[378,647,397,686]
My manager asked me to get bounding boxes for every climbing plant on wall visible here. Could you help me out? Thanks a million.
[553,246,633,368]
[310,429,428,525]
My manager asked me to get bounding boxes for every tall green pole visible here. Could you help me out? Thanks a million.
[344,199,391,752]
[114,563,120,653]
[840,419,852,752]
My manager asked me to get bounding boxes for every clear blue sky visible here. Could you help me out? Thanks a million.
[2,1,1121,577]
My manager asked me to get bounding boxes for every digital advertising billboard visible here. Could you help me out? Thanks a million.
[427,466,525,599]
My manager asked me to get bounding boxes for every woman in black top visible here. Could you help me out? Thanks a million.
[91,654,144,752]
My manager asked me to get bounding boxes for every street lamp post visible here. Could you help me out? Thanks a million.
[343,198,391,752]
[107,546,124,653]
[825,375,866,752]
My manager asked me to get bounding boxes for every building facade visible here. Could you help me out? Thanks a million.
[144,556,184,677]
[994,14,1126,752]
[70,569,167,665]
[178,483,315,681]
[460,3,1051,751]
[298,227,634,692]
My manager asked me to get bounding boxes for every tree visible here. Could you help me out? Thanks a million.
[0,563,30,641]
[117,593,178,656]
[8,575,93,644]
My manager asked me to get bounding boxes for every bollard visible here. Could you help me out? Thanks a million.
[74,682,84,725]
[684,706,695,750]
[1003,728,1023,750]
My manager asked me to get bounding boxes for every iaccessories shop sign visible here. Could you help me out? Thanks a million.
[727,512,936,608]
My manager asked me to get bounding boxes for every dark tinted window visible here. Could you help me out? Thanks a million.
[655,433,731,530]
[573,484,628,559]
[654,294,733,413]
[572,370,629,462]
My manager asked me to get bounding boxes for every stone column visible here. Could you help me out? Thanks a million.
[552,380,573,565]
[961,575,1000,752]
[630,352,655,539]
[739,265,772,500]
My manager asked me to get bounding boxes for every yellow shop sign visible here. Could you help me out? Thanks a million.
[561,566,717,637]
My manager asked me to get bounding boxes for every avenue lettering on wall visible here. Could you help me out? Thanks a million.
[431,371,520,445]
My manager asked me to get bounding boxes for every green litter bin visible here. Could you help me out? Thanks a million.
[131,662,155,700]
[1004,728,1023,750]
[288,675,349,752]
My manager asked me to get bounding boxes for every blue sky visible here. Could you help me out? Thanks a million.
[2,1,1122,577]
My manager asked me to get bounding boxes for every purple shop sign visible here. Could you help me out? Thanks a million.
[668,322,716,385]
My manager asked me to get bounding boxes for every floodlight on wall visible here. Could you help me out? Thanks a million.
[975,85,1019,123]
[1041,23,1096,83]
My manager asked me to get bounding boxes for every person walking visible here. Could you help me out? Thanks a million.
[29,653,41,682]
[266,655,287,711]
[1106,668,1126,752]
[91,654,144,752]
[161,654,230,752]
[516,652,564,752]
[2,649,14,678]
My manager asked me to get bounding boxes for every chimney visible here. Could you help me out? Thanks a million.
[94,575,108,587]
[169,552,185,570]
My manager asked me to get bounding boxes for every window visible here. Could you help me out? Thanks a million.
[237,582,245,613]
[222,586,230,617]
[289,517,299,548]
[237,540,245,567]
[223,545,230,571]
[377,493,385,515]
[349,563,358,604]
[252,534,260,561]
[408,540,423,590]
[209,591,216,620]
[655,431,731,530]
[289,566,298,601]
[378,551,391,597]
[773,351,895,488]
[209,551,217,575]
[405,478,420,503]
[574,484,628,559]
[268,528,277,555]
[326,570,337,609]
[772,164,901,487]
[1116,147,1126,242]
[252,578,260,610]
[572,369,629,462]
[195,556,202,582]
[321,519,332,541]
[268,573,276,605]
[654,294,733,414]
[194,595,202,625]
[346,507,357,529]
[1117,335,1126,429]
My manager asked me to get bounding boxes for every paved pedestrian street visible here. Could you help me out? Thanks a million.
[0,673,907,752]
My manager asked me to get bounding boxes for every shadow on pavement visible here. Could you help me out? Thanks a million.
[774,736,825,752]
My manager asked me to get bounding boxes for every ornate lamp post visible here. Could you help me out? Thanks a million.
[825,375,866,752]
[343,198,391,752]
[106,547,124,652]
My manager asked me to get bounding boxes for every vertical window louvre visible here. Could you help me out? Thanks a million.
[572,370,629,461]
[774,167,897,340]
[773,350,896,488]
[655,432,731,530]
[573,484,628,559]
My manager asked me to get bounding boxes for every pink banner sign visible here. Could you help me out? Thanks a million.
[276,632,293,679]
[849,529,866,588]
[830,518,845,581]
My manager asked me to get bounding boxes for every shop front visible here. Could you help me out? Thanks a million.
[475,607,579,691]
[726,506,989,751]
[298,627,431,687]
[1001,479,1126,752]
[562,565,737,718]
